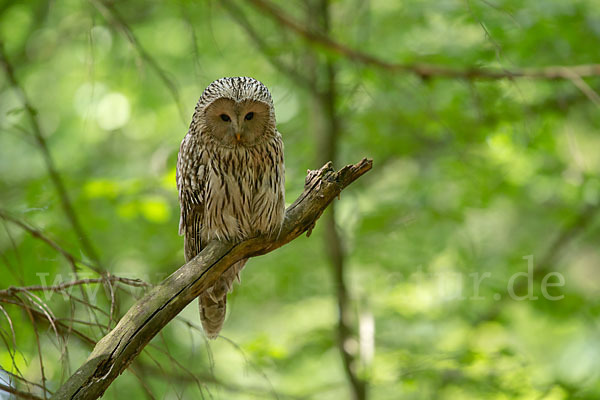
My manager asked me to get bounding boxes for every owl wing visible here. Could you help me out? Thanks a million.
[176,134,206,262]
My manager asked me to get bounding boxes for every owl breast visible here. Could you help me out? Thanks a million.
[201,134,285,244]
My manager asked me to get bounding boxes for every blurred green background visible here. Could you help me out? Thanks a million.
[1,0,599,399]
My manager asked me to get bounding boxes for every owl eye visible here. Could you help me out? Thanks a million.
[244,112,254,121]
[220,114,231,122]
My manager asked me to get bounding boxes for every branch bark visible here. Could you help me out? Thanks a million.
[52,159,372,400]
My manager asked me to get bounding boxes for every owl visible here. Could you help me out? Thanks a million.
[176,77,285,339]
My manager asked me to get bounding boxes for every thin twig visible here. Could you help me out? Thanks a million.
[476,203,600,323]
[0,297,97,346]
[0,369,52,396]
[0,209,98,273]
[21,302,48,399]
[221,0,317,93]
[1,218,25,284]
[0,382,44,400]
[19,291,60,345]
[142,343,307,400]
[65,292,111,320]
[563,69,600,106]
[0,305,17,360]
[219,335,280,400]
[2,209,127,335]
[0,330,23,384]
[55,317,108,328]
[90,0,187,124]
[246,0,600,81]
[146,344,208,396]
[304,1,366,398]
[0,42,102,267]
[0,277,150,297]
[126,365,157,400]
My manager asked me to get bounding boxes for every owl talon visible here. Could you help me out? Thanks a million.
[306,222,316,237]
[207,287,219,303]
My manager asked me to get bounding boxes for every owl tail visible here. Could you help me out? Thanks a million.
[199,258,247,339]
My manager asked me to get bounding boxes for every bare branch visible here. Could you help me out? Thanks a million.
[124,366,156,400]
[0,305,17,355]
[0,210,99,273]
[0,42,102,267]
[52,159,372,399]
[246,0,600,81]
[0,209,122,332]
[221,0,317,93]
[21,300,49,399]
[0,277,150,297]
[0,382,44,400]
[0,297,97,346]
[1,369,52,397]
[138,349,306,399]
[476,203,600,324]
[90,0,187,124]
[219,335,280,398]
[303,1,366,398]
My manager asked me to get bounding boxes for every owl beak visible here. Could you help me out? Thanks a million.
[235,133,242,142]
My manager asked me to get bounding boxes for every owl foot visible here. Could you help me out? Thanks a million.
[206,287,220,303]
[306,221,317,237]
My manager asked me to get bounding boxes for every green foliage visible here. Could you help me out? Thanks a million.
[1,0,599,398]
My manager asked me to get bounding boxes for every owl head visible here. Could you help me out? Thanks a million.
[191,77,276,147]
